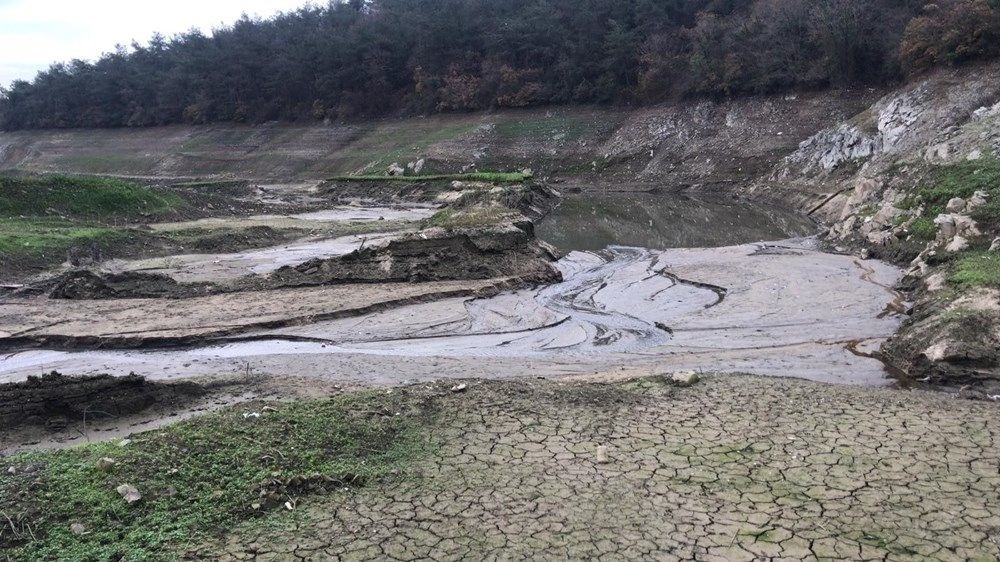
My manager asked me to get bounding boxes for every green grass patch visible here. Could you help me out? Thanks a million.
[908,217,938,241]
[328,171,530,183]
[0,218,127,258]
[0,174,182,220]
[493,114,598,142]
[917,158,1000,211]
[950,251,1000,288]
[0,391,432,560]
[336,121,478,174]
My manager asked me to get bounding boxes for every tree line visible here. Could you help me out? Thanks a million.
[1,0,998,130]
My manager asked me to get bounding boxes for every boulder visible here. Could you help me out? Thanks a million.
[946,236,969,253]
[387,163,405,176]
[934,214,957,238]
[991,238,1000,252]
[946,197,966,213]
[969,190,990,209]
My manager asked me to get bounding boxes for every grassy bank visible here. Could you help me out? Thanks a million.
[0,175,182,220]
[0,390,433,560]
[0,175,185,273]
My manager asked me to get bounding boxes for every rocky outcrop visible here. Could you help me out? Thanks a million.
[749,60,1000,390]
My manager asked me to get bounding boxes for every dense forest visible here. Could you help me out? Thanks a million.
[2,0,999,130]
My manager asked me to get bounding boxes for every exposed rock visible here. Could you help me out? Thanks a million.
[969,190,990,209]
[116,484,142,504]
[934,214,957,238]
[670,371,700,387]
[967,148,983,161]
[946,197,966,213]
[924,272,948,292]
[924,142,950,162]
[387,163,405,176]
[945,235,969,253]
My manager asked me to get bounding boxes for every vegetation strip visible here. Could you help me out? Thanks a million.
[0,390,433,560]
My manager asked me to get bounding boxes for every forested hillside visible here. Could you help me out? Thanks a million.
[1,0,998,130]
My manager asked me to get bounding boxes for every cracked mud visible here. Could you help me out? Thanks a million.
[195,375,1000,561]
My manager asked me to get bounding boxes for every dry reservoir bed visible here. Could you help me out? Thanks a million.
[188,376,1000,560]
[1,238,904,387]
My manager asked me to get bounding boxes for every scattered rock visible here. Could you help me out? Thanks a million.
[969,190,990,209]
[118,439,132,447]
[945,236,969,253]
[116,484,142,504]
[670,371,700,387]
[387,163,405,177]
[450,383,467,393]
[96,458,117,472]
[991,238,1000,252]
[70,523,86,535]
[946,197,966,213]
[925,272,948,292]
[860,248,870,260]
[934,214,957,238]
[596,445,610,464]
[413,158,426,174]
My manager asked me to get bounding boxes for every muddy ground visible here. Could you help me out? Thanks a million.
[187,375,1000,561]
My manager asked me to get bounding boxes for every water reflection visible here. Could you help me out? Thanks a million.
[536,192,817,252]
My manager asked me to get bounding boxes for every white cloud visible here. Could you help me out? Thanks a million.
[0,0,313,87]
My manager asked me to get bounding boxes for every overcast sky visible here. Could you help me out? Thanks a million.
[0,0,312,88]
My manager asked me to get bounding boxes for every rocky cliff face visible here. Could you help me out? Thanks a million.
[749,61,1000,392]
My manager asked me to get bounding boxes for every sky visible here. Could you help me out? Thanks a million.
[0,0,312,88]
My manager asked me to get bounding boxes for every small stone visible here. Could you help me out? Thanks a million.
[596,445,610,464]
[946,198,966,213]
[116,484,142,504]
[96,458,117,472]
[70,523,86,535]
[671,371,700,387]
[859,248,870,260]
[450,383,467,393]
[118,439,132,447]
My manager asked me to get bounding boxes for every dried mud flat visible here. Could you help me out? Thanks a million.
[192,375,1000,561]
[0,239,906,389]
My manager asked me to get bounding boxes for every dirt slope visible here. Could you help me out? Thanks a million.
[0,92,874,189]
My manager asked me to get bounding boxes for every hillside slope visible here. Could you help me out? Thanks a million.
[0,90,875,193]
[748,60,1000,390]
